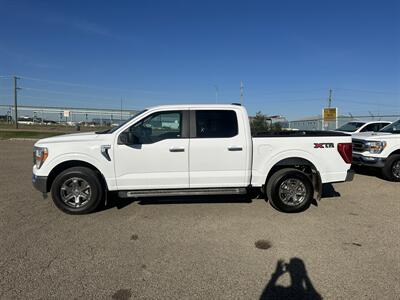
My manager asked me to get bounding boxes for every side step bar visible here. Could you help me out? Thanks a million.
[118,187,247,198]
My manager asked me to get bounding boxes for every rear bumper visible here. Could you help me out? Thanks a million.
[32,173,47,193]
[352,153,386,168]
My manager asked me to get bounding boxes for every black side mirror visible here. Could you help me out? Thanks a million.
[118,132,140,145]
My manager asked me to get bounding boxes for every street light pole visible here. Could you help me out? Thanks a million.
[13,76,20,129]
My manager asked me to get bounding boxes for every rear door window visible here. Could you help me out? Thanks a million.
[195,110,238,138]
[361,123,383,132]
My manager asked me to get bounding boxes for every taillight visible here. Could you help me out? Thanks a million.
[338,143,352,164]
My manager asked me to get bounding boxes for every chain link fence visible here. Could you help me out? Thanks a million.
[1,103,400,132]
[0,104,140,127]
[289,115,400,131]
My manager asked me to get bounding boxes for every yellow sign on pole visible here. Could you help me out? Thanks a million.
[323,108,337,121]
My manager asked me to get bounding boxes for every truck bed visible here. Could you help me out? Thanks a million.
[250,132,352,185]
[252,130,350,137]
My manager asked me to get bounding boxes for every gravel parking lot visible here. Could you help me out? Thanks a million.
[1,140,399,299]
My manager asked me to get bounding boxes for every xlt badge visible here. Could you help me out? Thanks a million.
[314,143,334,148]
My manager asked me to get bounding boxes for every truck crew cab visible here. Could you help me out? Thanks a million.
[33,104,354,214]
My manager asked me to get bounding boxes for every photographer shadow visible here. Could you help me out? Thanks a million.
[260,258,322,300]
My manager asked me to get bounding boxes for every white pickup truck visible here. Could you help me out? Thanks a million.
[32,104,354,214]
[352,119,400,181]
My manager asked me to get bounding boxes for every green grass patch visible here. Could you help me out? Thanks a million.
[0,130,65,140]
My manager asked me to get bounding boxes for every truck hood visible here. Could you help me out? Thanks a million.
[352,132,399,141]
[35,131,105,145]
[334,130,357,135]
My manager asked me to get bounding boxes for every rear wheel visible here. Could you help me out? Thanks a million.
[266,168,313,213]
[382,154,400,182]
[51,167,103,214]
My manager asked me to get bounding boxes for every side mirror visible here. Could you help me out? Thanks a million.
[118,132,140,145]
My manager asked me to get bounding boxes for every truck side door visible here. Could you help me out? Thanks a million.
[189,109,248,188]
[114,110,189,190]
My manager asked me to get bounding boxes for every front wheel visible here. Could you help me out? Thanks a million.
[266,168,313,213]
[382,154,400,182]
[51,167,103,214]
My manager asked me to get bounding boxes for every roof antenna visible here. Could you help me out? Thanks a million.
[240,81,244,104]
[214,85,219,103]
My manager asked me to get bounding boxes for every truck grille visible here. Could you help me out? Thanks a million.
[352,139,365,153]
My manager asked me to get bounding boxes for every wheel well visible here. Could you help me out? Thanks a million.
[46,160,107,192]
[389,149,400,157]
[263,157,318,192]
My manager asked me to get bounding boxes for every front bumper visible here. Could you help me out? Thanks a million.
[352,153,386,168]
[32,173,48,193]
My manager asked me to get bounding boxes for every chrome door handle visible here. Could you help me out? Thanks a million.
[169,147,185,152]
[228,146,243,151]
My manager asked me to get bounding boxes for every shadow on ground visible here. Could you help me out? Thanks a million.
[260,258,322,300]
[103,192,255,211]
[352,165,386,181]
[102,183,340,212]
[320,183,341,199]
[102,183,340,210]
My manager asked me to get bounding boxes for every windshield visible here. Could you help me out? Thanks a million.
[336,122,365,132]
[96,110,147,134]
[379,120,400,133]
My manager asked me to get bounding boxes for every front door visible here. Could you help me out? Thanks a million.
[114,110,189,190]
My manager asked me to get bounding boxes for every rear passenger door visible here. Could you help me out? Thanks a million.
[189,109,248,188]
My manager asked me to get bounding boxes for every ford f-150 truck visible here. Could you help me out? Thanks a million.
[32,104,354,214]
[352,119,400,181]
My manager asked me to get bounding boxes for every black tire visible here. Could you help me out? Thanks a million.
[266,168,313,213]
[51,167,103,214]
[382,154,400,182]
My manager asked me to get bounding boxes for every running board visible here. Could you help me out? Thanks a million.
[118,187,247,198]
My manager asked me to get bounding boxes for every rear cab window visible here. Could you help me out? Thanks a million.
[336,122,365,132]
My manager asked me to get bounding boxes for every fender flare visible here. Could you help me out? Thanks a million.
[45,153,109,192]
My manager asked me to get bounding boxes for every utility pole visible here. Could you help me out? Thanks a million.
[328,88,332,108]
[214,85,219,103]
[13,76,20,129]
[120,97,123,121]
[240,81,244,104]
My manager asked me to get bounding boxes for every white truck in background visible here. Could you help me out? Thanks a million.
[352,120,400,181]
[32,104,354,214]
[335,121,391,135]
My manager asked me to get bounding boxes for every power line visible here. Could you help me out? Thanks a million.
[21,87,121,101]
[334,99,400,108]
[334,87,400,95]
[263,98,324,103]
[19,76,164,94]
[8,95,141,112]
[258,88,327,96]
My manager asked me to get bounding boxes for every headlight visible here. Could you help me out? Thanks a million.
[365,141,386,154]
[33,146,48,169]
